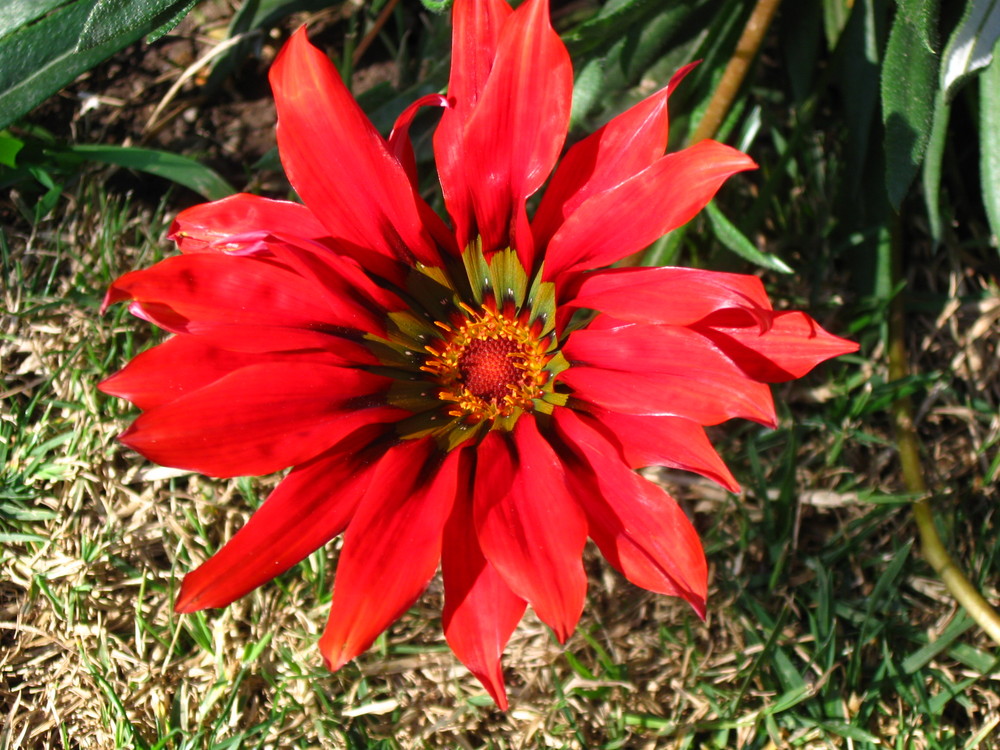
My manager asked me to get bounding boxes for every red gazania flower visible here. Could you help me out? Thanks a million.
[100,0,857,708]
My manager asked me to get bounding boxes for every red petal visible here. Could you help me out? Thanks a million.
[696,310,859,382]
[533,62,698,249]
[166,195,405,326]
[473,422,587,642]
[103,253,377,354]
[99,337,349,411]
[119,362,398,477]
[444,0,513,114]
[388,93,449,186]
[561,321,777,426]
[260,236,404,336]
[543,140,757,282]
[270,27,445,280]
[554,409,708,615]
[565,266,772,327]
[561,367,774,427]
[434,0,513,251]
[591,409,739,493]
[168,193,329,254]
[320,442,460,671]
[175,427,387,612]
[442,450,526,710]
[462,0,572,265]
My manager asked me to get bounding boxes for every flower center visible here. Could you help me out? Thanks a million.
[422,305,550,423]
[457,336,524,401]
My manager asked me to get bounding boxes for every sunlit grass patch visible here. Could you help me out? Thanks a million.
[2,175,1000,748]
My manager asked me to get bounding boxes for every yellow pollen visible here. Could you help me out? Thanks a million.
[421,306,550,423]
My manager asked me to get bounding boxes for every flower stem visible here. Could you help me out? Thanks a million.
[889,218,1000,645]
[353,0,402,65]
[688,0,784,144]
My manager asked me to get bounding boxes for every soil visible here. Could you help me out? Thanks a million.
[8,1,407,216]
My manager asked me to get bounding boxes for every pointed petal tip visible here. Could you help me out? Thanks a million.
[834,335,861,356]
[695,139,759,175]
[545,609,579,644]
[458,655,510,710]
[174,574,212,613]
[100,285,126,315]
[173,597,199,615]
[458,652,510,710]
[320,652,338,672]
[116,423,137,446]
[485,677,509,711]
[272,24,313,82]
[96,373,117,397]
[688,594,707,622]
[552,624,573,645]
[318,636,354,673]
[720,476,742,495]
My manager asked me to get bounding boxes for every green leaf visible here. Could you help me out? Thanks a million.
[0,532,47,543]
[822,0,852,49]
[0,0,175,129]
[782,2,824,102]
[563,0,675,54]
[66,144,235,200]
[798,719,884,744]
[982,37,1000,249]
[0,132,24,167]
[145,0,196,44]
[881,0,940,209]
[76,0,191,51]
[0,0,69,41]
[920,90,950,244]
[852,539,913,675]
[940,0,1000,99]
[834,0,883,195]
[641,226,687,267]
[704,201,793,273]
[569,57,604,130]
[901,610,972,673]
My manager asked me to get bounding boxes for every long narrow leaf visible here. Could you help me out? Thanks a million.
[0,0,68,41]
[77,0,191,51]
[921,91,950,245]
[67,144,235,200]
[705,201,792,273]
[0,3,141,129]
[941,0,1000,100]
[881,0,940,210]
[982,39,1000,249]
